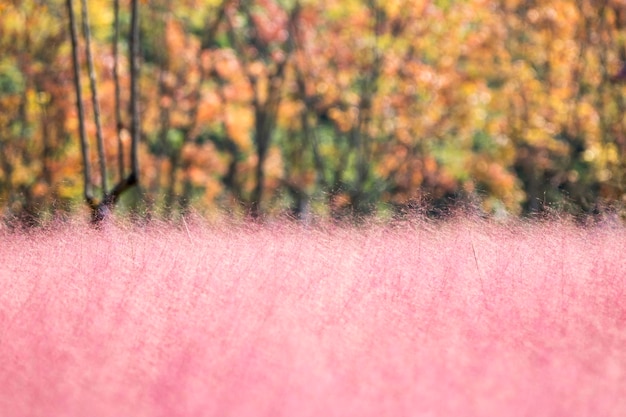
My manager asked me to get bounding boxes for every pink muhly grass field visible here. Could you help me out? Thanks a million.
[0,217,625,417]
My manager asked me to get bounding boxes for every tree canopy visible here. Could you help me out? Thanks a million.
[1,0,625,224]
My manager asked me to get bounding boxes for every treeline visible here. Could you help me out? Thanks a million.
[1,0,625,225]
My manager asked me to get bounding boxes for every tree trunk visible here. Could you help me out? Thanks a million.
[66,0,94,206]
[113,0,125,181]
[80,0,107,193]
[250,108,270,218]
[66,0,141,225]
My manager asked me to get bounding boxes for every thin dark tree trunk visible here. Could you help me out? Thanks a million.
[66,0,94,206]
[66,0,140,225]
[250,107,269,218]
[249,63,288,218]
[39,98,53,188]
[224,4,299,218]
[93,0,141,221]
[113,0,124,181]
[98,0,140,217]
[129,0,140,177]
[80,0,108,194]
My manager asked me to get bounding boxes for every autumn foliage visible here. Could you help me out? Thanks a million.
[1,0,626,223]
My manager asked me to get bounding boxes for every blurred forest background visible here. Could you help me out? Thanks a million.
[1,0,626,225]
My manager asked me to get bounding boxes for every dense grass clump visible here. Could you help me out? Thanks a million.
[0,217,625,417]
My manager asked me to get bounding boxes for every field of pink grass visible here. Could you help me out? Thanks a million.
[0,217,625,417]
